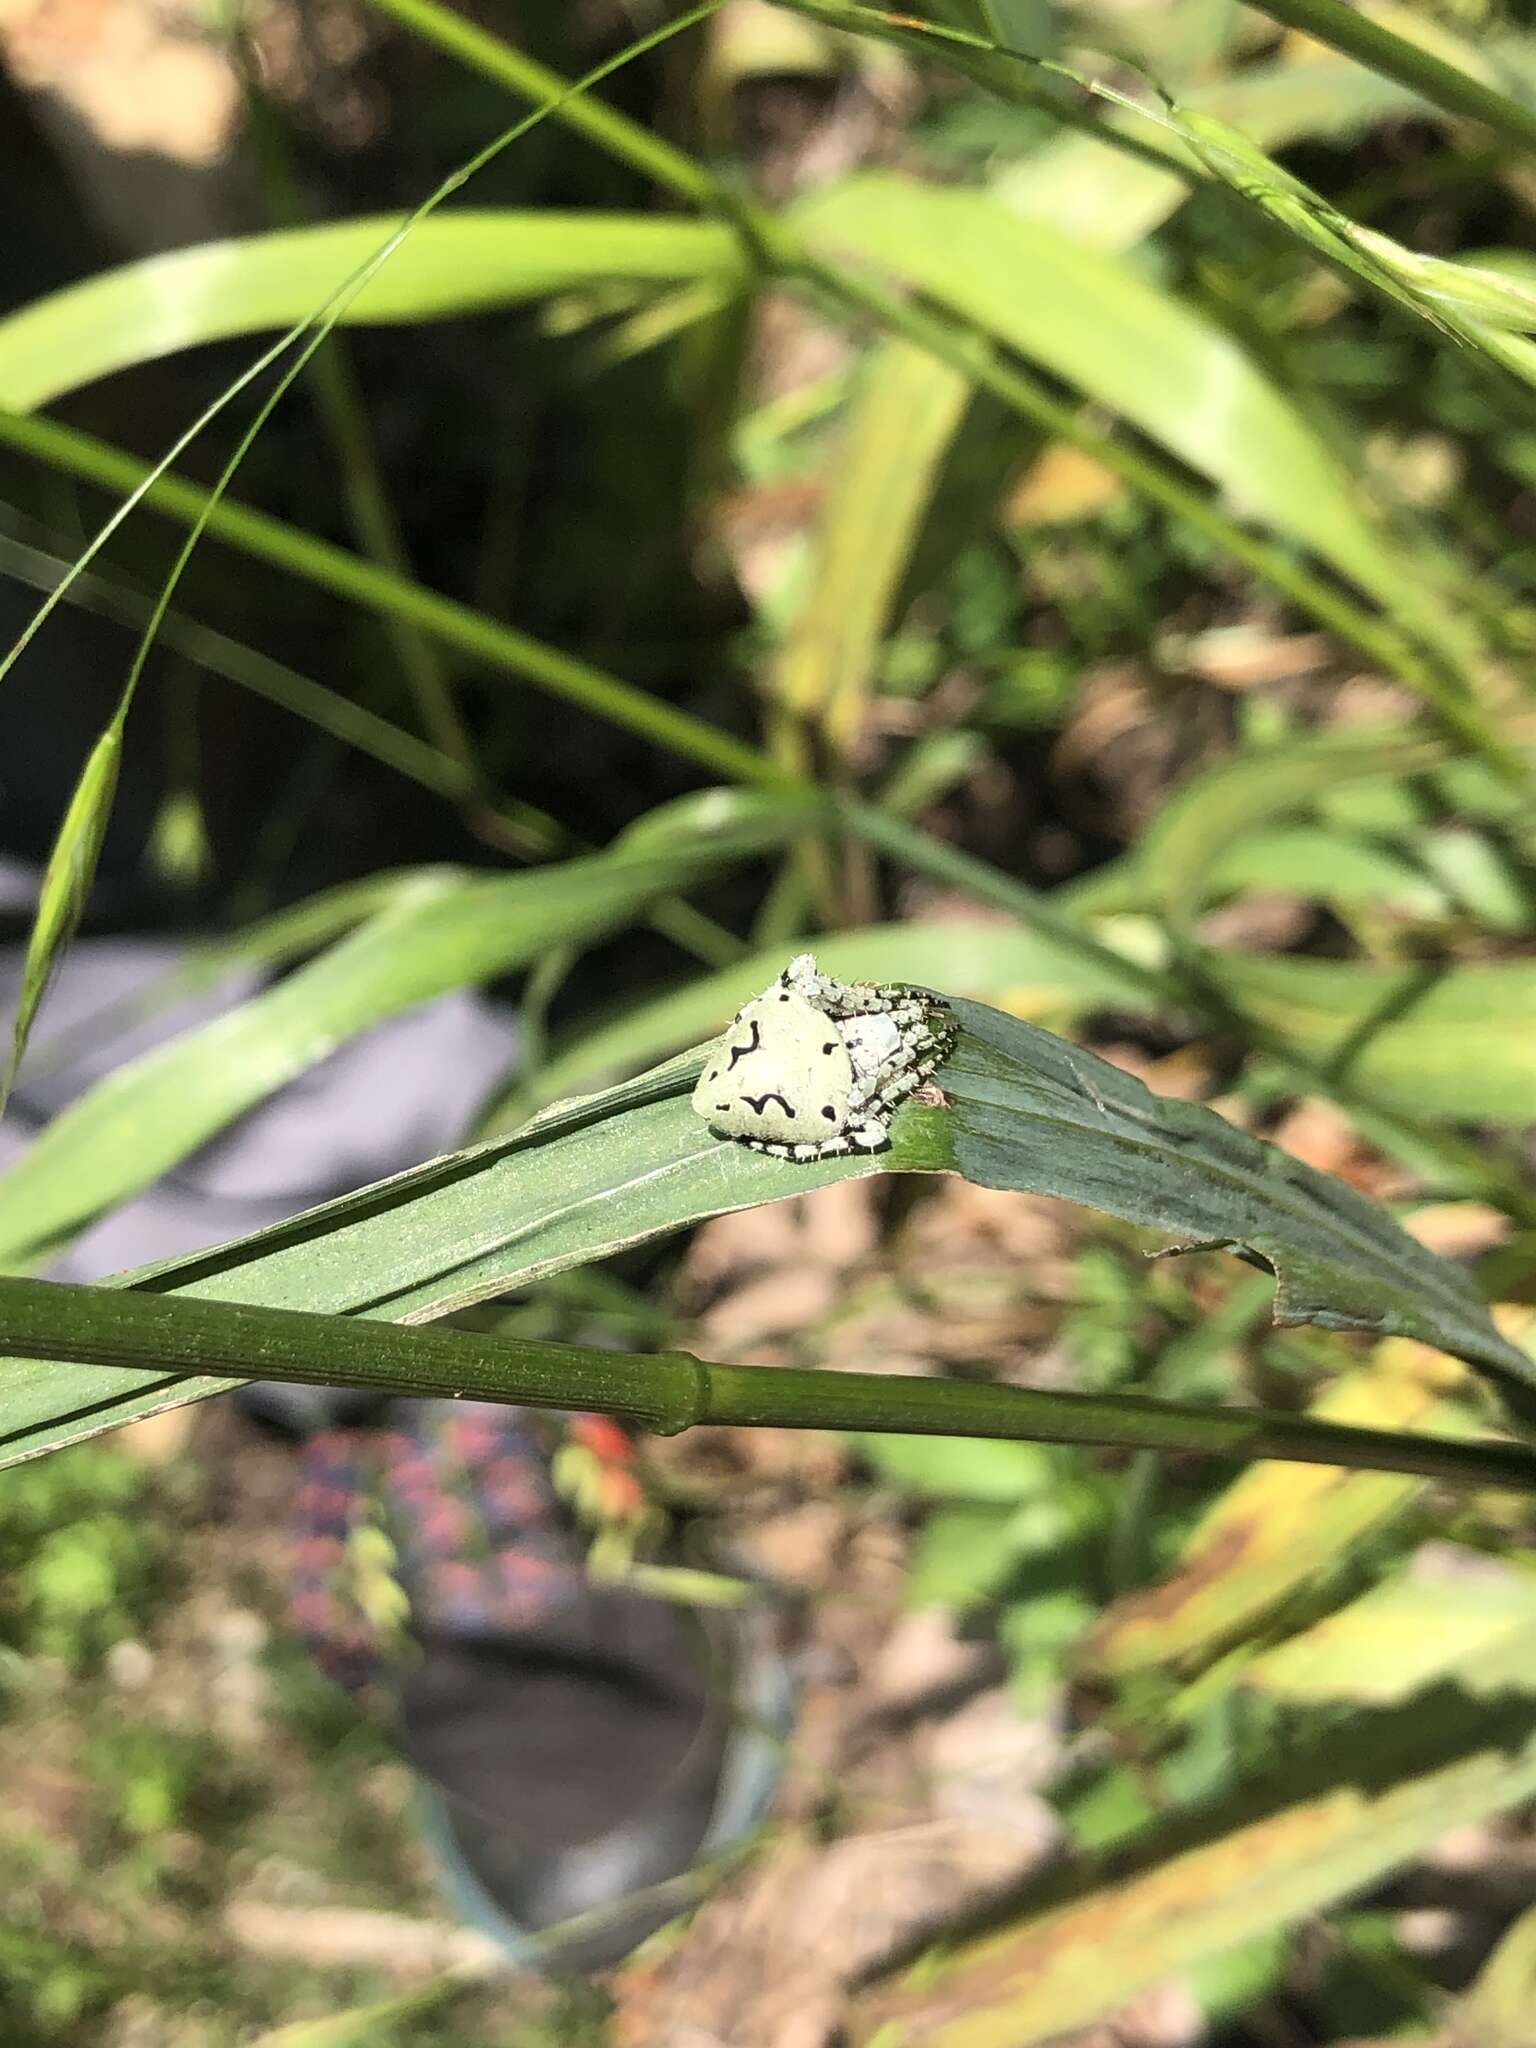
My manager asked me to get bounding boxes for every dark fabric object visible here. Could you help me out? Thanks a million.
[403,1601,738,1970]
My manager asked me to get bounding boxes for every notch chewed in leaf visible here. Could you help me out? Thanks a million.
[940,1000,1535,1425]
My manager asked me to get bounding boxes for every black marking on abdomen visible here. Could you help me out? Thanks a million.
[726,1019,762,1070]
[742,1091,795,1118]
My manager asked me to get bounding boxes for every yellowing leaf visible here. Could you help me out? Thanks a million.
[1078,1346,1462,1680]
[852,1696,1536,2046]
[1244,1556,1536,1707]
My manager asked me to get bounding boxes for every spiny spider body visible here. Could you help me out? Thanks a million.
[691,953,955,1160]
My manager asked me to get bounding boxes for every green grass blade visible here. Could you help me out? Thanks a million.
[0,408,784,788]
[994,47,1451,247]
[1131,725,1453,929]
[0,525,486,809]
[1,986,1530,1461]
[362,0,722,208]
[14,870,458,1085]
[0,214,745,411]
[0,798,816,1262]
[1174,106,1536,395]
[1240,1566,1536,1707]
[1213,951,1536,1125]
[789,257,1512,774]
[770,335,970,759]
[791,175,1470,639]
[1064,826,1452,923]
[1244,0,1536,156]
[0,724,122,1113]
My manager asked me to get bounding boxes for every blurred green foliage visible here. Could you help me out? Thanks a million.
[1,0,1535,2039]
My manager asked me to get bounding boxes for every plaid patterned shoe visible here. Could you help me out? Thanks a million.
[286,1397,791,1973]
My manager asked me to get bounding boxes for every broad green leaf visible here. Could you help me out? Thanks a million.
[1065,825,1450,922]
[1077,1351,1456,1681]
[944,1003,1534,1418]
[792,176,1456,641]
[770,336,969,754]
[1216,951,1536,1125]
[1,991,1527,1464]
[1127,726,1450,930]
[0,213,745,411]
[1242,1554,1536,1707]
[1,724,122,1115]
[851,1691,1536,2046]
[0,1059,950,1466]
[0,794,818,1263]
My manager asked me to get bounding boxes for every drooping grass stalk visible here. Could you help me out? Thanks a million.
[2,1275,1534,1491]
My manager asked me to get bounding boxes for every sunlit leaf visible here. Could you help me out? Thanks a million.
[0,213,745,411]
[1454,1901,1536,2048]
[792,174,1468,657]
[1242,1552,1536,1706]
[1127,726,1450,929]
[1216,951,1536,1125]
[770,336,969,755]
[852,1690,1536,2045]
[1079,1348,1460,1681]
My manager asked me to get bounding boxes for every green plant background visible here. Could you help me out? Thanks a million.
[0,0,1535,2040]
